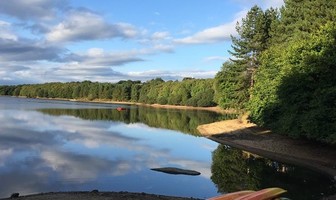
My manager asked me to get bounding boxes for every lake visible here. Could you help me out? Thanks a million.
[0,96,335,199]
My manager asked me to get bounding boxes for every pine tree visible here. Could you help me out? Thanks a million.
[215,6,278,110]
[229,5,278,88]
[273,0,336,43]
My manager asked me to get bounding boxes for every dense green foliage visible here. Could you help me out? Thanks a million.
[216,5,277,110]
[249,23,336,143]
[0,78,216,107]
[272,0,336,43]
[214,61,250,109]
[215,0,336,144]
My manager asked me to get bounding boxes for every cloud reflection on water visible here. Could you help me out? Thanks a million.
[0,108,216,198]
[41,150,132,181]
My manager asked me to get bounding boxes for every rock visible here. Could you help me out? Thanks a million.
[151,167,201,176]
[10,193,19,198]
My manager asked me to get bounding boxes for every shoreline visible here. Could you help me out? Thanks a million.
[197,120,336,179]
[16,96,236,114]
[0,191,201,200]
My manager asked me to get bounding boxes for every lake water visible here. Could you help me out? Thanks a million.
[0,96,335,199]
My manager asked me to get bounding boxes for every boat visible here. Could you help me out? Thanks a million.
[116,107,126,111]
[208,190,255,200]
[207,188,287,200]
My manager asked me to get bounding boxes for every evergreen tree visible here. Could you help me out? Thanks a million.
[229,5,278,88]
[273,0,336,43]
[215,6,278,110]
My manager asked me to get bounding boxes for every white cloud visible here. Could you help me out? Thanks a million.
[61,48,144,67]
[52,64,125,82]
[0,20,18,41]
[174,22,237,44]
[0,42,176,84]
[49,67,217,83]
[151,31,170,40]
[2,62,60,84]
[46,10,138,43]
[173,10,249,45]
[0,149,12,166]
[148,44,174,53]
[263,0,284,8]
[234,0,284,9]
[0,0,66,21]
[128,69,217,81]
[87,48,105,57]
[59,44,174,68]
[203,56,229,62]
[0,38,64,62]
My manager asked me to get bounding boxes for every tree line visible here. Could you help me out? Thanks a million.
[0,78,216,107]
[215,0,336,144]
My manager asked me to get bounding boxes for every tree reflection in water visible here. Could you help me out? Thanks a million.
[38,106,237,135]
[211,145,261,192]
[211,145,336,200]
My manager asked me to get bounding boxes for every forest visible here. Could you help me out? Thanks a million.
[1,0,335,145]
[0,78,216,107]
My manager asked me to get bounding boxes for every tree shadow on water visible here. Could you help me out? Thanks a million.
[210,144,336,200]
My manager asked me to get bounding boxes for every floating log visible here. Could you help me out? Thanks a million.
[151,167,201,176]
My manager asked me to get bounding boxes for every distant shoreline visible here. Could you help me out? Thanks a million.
[12,96,236,114]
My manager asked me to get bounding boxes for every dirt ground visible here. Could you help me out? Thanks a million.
[0,191,201,200]
[197,119,336,179]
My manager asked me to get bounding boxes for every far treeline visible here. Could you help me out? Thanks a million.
[0,78,217,107]
[1,0,335,145]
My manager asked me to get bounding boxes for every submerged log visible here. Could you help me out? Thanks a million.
[151,167,201,176]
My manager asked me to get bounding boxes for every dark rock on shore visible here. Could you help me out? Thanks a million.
[1,191,202,200]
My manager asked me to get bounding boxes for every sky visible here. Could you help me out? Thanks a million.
[0,0,284,85]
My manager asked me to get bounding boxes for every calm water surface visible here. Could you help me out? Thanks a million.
[0,96,335,199]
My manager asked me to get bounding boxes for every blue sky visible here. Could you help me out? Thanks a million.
[0,0,284,85]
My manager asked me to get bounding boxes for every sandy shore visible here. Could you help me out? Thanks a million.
[89,99,236,114]
[32,97,235,114]
[197,120,336,179]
